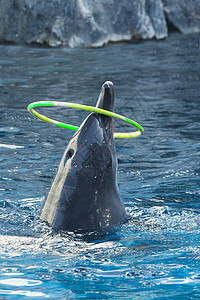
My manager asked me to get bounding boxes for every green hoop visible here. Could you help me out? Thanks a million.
[27,101,144,138]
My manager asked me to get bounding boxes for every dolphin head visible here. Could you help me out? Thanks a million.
[40,81,127,232]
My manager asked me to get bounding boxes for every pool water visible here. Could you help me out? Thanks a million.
[0,32,200,299]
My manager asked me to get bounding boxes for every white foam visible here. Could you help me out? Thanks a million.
[0,144,24,149]
[0,278,42,286]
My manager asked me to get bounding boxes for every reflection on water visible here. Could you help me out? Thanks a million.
[0,32,200,299]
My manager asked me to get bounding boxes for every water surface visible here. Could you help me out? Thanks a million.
[0,33,200,299]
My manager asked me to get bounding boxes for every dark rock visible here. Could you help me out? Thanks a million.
[0,0,167,47]
[162,0,200,34]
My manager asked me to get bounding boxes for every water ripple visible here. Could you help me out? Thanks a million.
[0,33,200,299]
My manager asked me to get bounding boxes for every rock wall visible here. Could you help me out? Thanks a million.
[163,0,200,34]
[0,0,199,47]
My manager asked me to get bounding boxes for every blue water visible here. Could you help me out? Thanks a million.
[0,32,200,299]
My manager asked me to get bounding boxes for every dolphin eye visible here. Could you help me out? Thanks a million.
[106,158,112,168]
[68,149,74,158]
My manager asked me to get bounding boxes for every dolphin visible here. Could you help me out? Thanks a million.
[40,81,127,232]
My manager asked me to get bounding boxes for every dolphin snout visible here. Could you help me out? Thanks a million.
[96,81,114,112]
[103,81,114,90]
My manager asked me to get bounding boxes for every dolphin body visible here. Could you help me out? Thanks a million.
[40,81,127,232]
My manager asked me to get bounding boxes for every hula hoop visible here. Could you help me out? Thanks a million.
[27,101,144,138]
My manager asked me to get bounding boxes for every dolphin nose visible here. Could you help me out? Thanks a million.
[96,81,115,112]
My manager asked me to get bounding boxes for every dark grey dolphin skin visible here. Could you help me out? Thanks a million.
[40,81,127,232]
